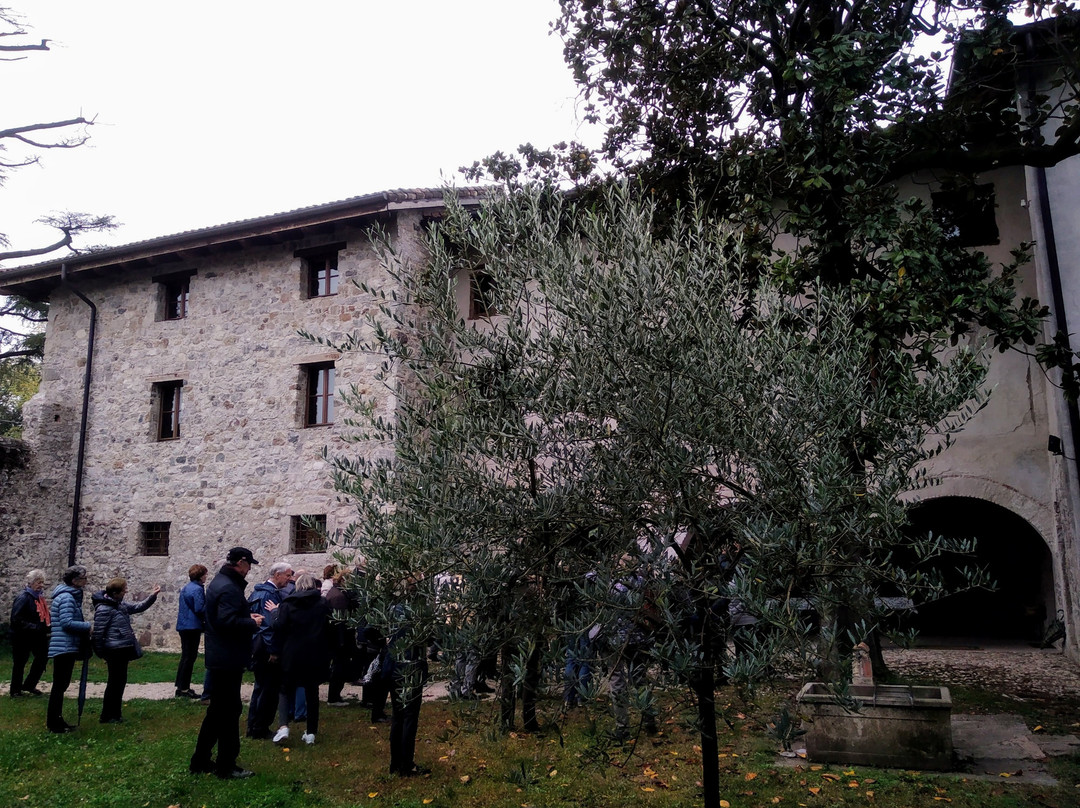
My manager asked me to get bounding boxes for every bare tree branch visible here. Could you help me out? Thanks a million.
[0,38,47,52]
[0,117,92,142]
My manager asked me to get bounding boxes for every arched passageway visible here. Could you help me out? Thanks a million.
[905,497,1056,642]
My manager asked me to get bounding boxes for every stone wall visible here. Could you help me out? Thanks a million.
[0,210,425,649]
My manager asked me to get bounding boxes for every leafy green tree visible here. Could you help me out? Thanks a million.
[326,184,990,808]
[468,2,1075,388]
[0,353,37,437]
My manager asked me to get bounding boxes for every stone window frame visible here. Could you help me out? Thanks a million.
[139,521,171,556]
[153,378,184,441]
[298,356,337,428]
[154,270,197,321]
[290,514,327,554]
[296,242,345,299]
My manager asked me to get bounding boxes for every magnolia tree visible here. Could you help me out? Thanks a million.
[324,183,989,808]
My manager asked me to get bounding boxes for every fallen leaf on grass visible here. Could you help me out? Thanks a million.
[460,775,471,784]
[933,798,952,802]
[439,755,450,762]
[423,799,434,805]
[720,801,730,808]
[641,787,655,792]
[848,781,859,788]
[808,787,821,795]
[810,765,823,771]
[549,769,558,777]
[866,791,875,798]
[772,797,782,803]
[1033,725,1044,732]
[746,772,759,781]
[821,773,841,781]
[368,792,379,798]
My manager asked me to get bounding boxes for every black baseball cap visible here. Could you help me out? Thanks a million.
[226,546,259,565]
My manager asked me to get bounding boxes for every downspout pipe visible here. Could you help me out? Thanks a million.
[1024,31,1080,478]
[61,263,96,566]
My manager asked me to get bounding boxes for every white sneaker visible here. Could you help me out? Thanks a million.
[273,725,289,744]
[302,732,315,745]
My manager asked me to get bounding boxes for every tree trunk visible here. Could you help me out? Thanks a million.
[499,642,516,730]
[692,664,720,808]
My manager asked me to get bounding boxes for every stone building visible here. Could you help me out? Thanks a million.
[1,19,1079,657]
[0,189,481,649]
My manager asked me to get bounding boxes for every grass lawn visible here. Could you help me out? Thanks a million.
[2,649,1079,807]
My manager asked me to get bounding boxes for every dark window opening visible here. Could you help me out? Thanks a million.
[304,363,335,426]
[139,521,170,556]
[156,380,183,441]
[469,270,499,319]
[164,276,189,320]
[932,183,999,247]
[291,514,327,554]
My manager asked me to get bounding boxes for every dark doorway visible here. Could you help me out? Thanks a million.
[905,497,1054,642]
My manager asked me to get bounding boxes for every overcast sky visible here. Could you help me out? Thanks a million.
[2,0,599,264]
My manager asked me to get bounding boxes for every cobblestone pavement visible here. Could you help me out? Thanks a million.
[882,643,1080,699]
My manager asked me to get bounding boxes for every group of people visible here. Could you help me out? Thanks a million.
[181,548,423,779]
[8,550,425,781]
[9,564,160,732]
[10,551,667,778]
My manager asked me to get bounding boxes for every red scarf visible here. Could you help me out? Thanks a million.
[34,593,51,626]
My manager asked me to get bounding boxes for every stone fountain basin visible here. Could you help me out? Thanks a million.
[796,682,954,770]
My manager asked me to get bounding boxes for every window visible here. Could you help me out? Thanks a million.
[297,244,344,298]
[156,380,183,440]
[304,363,335,426]
[291,514,327,554]
[469,269,498,319]
[164,276,189,319]
[139,521,170,556]
[931,183,999,247]
[155,271,195,320]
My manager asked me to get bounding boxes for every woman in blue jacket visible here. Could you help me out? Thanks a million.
[174,564,208,698]
[47,565,91,733]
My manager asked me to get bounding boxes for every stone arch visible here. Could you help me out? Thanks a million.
[906,480,1056,642]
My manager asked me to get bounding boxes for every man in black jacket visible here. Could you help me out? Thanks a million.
[189,547,264,780]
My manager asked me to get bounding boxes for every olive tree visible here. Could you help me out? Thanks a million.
[325,183,989,808]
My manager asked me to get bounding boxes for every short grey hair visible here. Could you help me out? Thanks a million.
[268,561,292,577]
[293,573,319,592]
[26,568,46,586]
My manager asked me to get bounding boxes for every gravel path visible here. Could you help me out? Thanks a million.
[882,644,1080,699]
[13,644,1080,702]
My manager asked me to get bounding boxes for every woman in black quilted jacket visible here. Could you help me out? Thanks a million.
[91,577,159,723]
